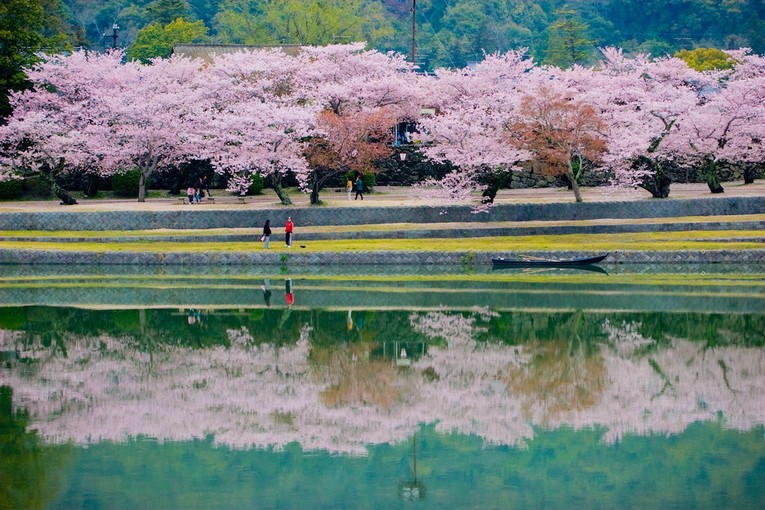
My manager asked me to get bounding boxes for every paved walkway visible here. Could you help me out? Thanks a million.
[0,182,762,213]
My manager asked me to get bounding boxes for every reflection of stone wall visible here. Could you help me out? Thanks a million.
[0,248,763,265]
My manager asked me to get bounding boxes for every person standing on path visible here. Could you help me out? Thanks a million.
[262,219,272,249]
[200,176,211,197]
[346,178,353,201]
[354,175,364,200]
[285,216,294,248]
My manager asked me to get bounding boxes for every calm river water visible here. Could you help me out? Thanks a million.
[1,264,764,510]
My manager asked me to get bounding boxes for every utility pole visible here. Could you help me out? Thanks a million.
[411,0,416,66]
[104,23,119,50]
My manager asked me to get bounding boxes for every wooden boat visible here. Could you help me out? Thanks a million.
[491,253,608,268]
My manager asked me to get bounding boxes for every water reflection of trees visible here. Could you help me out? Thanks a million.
[0,307,762,355]
[0,386,70,510]
[1,306,763,453]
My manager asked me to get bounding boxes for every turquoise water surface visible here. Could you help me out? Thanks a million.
[1,265,763,509]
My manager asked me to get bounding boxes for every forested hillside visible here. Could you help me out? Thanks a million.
[55,0,765,68]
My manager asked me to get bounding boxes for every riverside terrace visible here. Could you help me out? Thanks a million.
[0,183,762,266]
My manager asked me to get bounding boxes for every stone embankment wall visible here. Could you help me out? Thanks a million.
[0,196,762,231]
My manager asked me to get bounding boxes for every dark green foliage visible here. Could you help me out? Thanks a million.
[145,0,192,26]
[51,1,765,71]
[111,168,142,197]
[344,171,375,192]
[245,173,264,195]
[21,175,53,198]
[544,6,596,67]
[374,147,452,185]
[0,0,75,120]
[0,179,23,199]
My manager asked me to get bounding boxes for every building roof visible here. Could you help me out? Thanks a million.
[171,44,305,61]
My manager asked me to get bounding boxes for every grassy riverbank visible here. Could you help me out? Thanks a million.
[2,230,763,253]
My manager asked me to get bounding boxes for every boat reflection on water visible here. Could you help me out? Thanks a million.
[493,264,609,275]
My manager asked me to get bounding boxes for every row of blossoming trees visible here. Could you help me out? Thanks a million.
[0,43,763,204]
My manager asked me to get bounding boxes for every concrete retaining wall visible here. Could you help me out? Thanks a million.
[1,196,763,231]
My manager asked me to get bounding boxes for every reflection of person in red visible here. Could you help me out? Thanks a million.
[285,278,294,307]
[285,216,294,248]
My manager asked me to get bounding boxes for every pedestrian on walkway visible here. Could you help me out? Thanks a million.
[346,178,353,201]
[354,174,364,200]
[285,216,294,247]
[200,176,211,197]
[262,219,271,249]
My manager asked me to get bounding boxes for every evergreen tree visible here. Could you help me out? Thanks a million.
[145,0,192,26]
[127,18,208,62]
[544,6,595,68]
[0,0,70,121]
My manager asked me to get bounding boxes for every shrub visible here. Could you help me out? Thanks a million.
[246,173,264,195]
[112,168,142,197]
[344,171,376,191]
[22,176,53,198]
[0,179,23,199]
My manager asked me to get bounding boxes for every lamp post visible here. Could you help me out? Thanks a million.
[398,432,425,500]
[103,23,119,49]
[411,0,416,66]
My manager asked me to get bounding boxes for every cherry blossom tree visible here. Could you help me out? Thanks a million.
[295,43,421,203]
[663,71,764,193]
[0,51,128,204]
[510,81,607,203]
[100,55,208,202]
[304,107,397,204]
[197,48,318,204]
[579,48,704,198]
[0,50,207,202]
[417,51,533,206]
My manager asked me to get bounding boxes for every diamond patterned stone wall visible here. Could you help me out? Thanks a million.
[0,196,763,231]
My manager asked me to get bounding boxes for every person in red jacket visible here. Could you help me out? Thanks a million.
[285,216,294,247]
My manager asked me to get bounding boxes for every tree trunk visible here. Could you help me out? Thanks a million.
[310,177,320,205]
[83,174,99,198]
[637,158,671,198]
[566,163,583,203]
[269,174,292,205]
[171,165,192,195]
[138,168,150,202]
[742,164,760,185]
[704,158,724,194]
[51,180,78,205]
[43,158,77,205]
